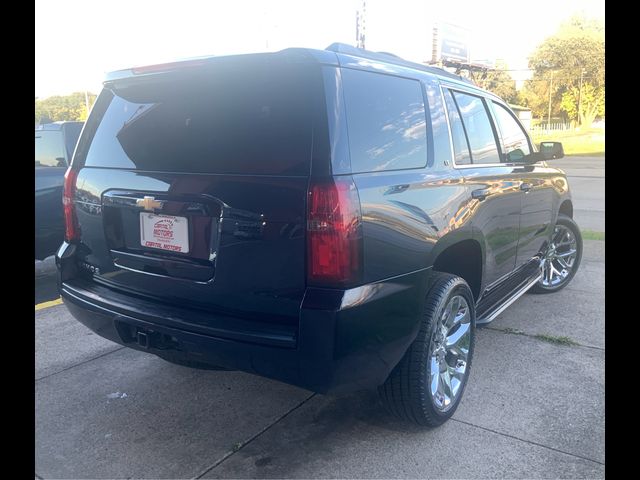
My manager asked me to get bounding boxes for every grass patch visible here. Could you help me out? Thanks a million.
[231,442,243,452]
[530,128,604,156]
[494,327,580,347]
[533,334,579,346]
[581,230,605,241]
[501,327,525,335]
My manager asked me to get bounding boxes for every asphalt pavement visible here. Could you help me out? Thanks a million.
[552,156,605,232]
[35,156,605,478]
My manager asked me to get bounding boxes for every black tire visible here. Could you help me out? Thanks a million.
[529,214,582,294]
[378,273,476,427]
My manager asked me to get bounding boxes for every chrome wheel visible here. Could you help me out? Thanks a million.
[540,224,578,288]
[428,294,471,412]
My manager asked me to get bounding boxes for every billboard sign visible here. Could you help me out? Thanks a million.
[434,23,471,64]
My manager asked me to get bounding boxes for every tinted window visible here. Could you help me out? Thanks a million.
[493,102,531,162]
[35,130,66,167]
[452,91,501,164]
[63,123,83,160]
[342,69,427,173]
[443,89,471,165]
[425,82,452,168]
[82,64,316,175]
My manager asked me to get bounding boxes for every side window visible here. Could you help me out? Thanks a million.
[35,130,66,167]
[451,91,501,164]
[443,89,471,165]
[493,102,531,162]
[425,82,453,168]
[342,68,428,173]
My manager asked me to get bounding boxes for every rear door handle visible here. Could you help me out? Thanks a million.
[520,183,533,192]
[471,188,491,201]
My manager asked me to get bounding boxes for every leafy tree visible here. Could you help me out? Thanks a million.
[35,92,97,125]
[474,61,518,104]
[519,79,561,121]
[560,83,604,126]
[526,14,604,126]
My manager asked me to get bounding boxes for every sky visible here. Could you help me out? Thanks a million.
[35,0,604,99]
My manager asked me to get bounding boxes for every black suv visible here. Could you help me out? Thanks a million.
[56,44,581,426]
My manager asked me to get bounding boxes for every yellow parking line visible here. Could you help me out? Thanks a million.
[35,298,63,311]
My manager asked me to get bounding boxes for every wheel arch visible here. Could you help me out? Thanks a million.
[558,199,573,218]
[428,236,484,302]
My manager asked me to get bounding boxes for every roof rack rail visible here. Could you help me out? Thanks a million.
[325,43,474,84]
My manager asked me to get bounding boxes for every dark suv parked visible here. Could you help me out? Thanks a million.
[36,121,84,259]
[56,44,581,426]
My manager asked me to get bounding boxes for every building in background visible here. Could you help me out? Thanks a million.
[508,105,533,131]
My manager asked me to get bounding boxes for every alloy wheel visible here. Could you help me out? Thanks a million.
[428,294,471,412]
[540,224,578,288]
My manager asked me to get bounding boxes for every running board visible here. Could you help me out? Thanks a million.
[476,273,542,326]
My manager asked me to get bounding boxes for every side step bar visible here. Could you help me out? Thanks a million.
[476,273,542,326]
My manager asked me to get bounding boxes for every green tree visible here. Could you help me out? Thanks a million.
[560,84,604,126]
[526,14,604,126]
[475,61,518,104]
[35,92,97,125]
[519,79,560,121]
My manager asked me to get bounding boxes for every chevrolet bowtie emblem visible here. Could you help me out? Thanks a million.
[136,196,164,212]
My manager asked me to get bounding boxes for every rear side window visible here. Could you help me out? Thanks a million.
[443,89,471,165]
[451,91,501,165]
[81,63,317,175]
[342,69,427,173]
[424,82,453,168]
[35,130,66,167]
[492,102,531,162]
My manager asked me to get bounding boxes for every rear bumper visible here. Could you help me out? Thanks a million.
[57,243,431,394]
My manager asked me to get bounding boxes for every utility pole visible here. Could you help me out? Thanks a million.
[356,0,366,49]
[577,69,585,126]
[547,71,554,132]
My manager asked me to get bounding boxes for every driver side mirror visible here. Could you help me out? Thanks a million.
[538,142,564,160]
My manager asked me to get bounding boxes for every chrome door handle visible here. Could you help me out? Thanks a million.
[520,183,532,192]
[471,188,490,201]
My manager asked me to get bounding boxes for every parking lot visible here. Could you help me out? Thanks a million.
[35,157,604,479]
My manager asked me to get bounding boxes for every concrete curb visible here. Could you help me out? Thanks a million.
[35,256,57,278]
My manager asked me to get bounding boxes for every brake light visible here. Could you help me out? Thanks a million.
[307,177,363,285]
[63,168,80,242]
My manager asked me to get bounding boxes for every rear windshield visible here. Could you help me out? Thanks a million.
[80,62,318,175]
[35,130,66,167]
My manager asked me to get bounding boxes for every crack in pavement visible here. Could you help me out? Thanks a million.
[192,393,317,479]
[564,286,605,295]
[35,346,126,382]
[450,418,604,466]
[483,326,604,351]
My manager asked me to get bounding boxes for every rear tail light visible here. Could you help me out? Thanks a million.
[63,167,80,242]
[307,177,363,286]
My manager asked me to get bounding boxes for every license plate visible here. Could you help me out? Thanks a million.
[140,213,189,253]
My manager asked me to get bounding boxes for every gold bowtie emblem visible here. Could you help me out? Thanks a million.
[136,196,163,212]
